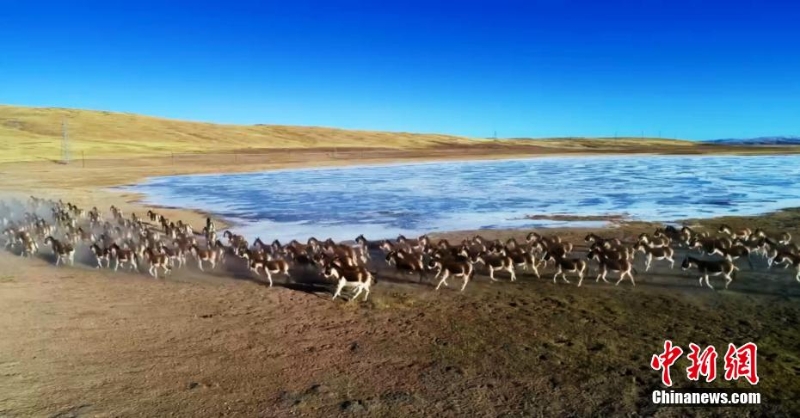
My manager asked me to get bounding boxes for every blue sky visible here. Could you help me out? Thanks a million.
[1,1,798,139]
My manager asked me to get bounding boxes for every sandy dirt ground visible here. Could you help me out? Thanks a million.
[2,217,800,417]
[2,150,800,417]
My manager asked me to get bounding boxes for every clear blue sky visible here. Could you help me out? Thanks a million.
[1,1,798,139]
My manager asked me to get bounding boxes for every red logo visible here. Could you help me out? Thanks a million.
[686,343,718,382]
[653,341,758,386]
[651,340,684,387]
[723,342,759,385]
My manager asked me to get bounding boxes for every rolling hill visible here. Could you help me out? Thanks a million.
[0,105,481,162]
[0,104,698,163]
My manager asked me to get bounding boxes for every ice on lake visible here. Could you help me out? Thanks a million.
[120,154,800,242]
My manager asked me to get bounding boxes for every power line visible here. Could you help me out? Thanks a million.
[61,118,70,164]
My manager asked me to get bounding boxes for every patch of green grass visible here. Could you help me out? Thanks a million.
[0,275,15,283]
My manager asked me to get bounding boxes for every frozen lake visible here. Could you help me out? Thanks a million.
[120,154,800,242]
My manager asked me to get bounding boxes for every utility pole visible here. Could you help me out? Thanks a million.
[61,118,70,164]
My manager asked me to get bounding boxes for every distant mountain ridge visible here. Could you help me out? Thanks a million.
[705,136,800,146]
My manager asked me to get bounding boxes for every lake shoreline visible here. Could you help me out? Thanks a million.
[2,149,798,240]
[119,154,800,242]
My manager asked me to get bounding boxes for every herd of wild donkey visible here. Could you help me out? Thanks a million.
[2,196,800,301]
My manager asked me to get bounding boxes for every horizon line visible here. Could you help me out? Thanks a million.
[2,102,795,142]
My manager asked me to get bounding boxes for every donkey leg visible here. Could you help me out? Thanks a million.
[562,272,572,284]
[615,274,625,286]
[352,285,363,301]
[332,280,346,300]
[460,274,470,292]
[435,271,450,291]
[705,275,714,290]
